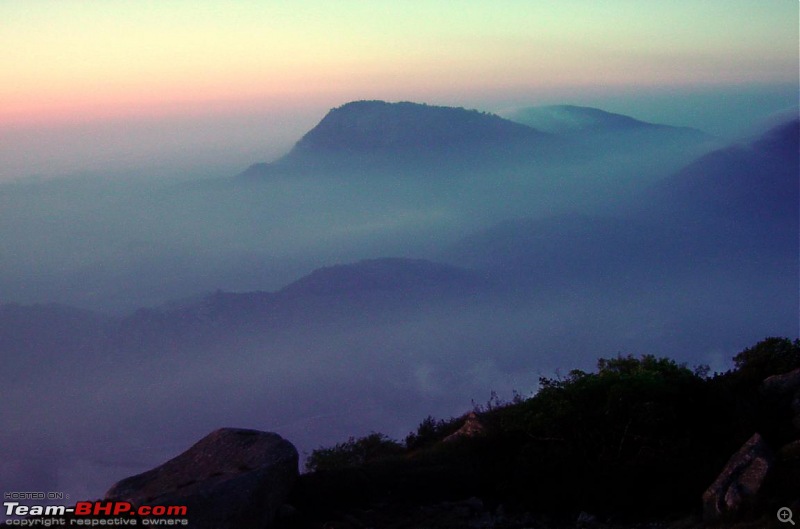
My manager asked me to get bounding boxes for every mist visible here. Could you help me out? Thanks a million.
[2,270,788,501]
[0,94,727,312]
[3,83,795,183]
[0,93,797,510]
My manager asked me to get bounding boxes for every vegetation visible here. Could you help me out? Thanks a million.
[304,433,403,473]
[733,336,800,381]
[404,415,464,451]
[292,338,800,526]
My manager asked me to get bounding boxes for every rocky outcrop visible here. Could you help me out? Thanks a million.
[702,433,772,522]
[762,368,800,394]
[762,368,800,430]
[105,428,298,529]
[778,439,800,461]
[443,412,485,443]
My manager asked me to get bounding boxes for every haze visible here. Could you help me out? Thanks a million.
[0,0,797,516]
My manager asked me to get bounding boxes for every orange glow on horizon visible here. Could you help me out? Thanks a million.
[7,68,793,130]
[2,0,795,129]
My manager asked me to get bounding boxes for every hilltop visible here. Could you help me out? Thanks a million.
[291,101,544,153]
[239,100,555,178]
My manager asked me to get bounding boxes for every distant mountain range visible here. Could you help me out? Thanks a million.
[239,100,716,183]
[502,104,716,170]
[6,107,796,356]
[652,117,799,224]
[503,104,706,137]
[4,113,794,349]
[279,257,483,299]
[448,117,798,296]
[1,104,794,362]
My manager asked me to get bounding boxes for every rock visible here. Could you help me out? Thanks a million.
[443,412,485,443]
[105,428,298,529]
[702,433,772,522]
[763,369,800,431]
[778,439,800,460]
[762,368,800,394]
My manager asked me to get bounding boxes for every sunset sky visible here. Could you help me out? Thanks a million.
[1,1,797,179]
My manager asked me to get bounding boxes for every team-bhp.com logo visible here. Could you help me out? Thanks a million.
[4,500,188,526]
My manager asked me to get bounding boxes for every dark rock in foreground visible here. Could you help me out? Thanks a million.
[702,433,772,522]
[106,428,298,529]
[763,368,800,431]
[762,367,800,396]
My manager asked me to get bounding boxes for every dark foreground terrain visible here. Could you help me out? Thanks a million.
[3,337,798,528]
[279,337,800,528]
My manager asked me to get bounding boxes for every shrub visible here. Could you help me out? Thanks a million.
[305,432,403,473]
[404,415,462,450]
[732,337,800,382]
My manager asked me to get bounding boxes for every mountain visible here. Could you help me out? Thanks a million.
[0,257,488,373]
[502,105,715,174]
[444,118,799,331]
[279,257,484,299]
[289,101,543,152]
[235,101,718,228]
[113,257,487,346]
[447,214,660,286]
[503,104,707,138]
[239,101,554,178]
[651,117,799,225]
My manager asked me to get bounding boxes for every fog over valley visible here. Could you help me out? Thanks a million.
[1,96,797,507]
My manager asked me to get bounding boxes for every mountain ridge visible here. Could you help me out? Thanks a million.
[445,117,798,298]
[649,117,799,224]
[238,100,714,181]
[238,100,555,178]
[292,100,545,153]
[503,104,707,137]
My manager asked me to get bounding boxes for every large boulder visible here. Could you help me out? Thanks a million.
[762,368,800,395]
[105,428,298,529]
[702,433,772,522]
[762,368,800,431]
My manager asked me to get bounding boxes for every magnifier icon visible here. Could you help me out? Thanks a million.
[779,507,795,525]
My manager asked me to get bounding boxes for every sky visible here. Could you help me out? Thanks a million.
[1,0,798,180]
